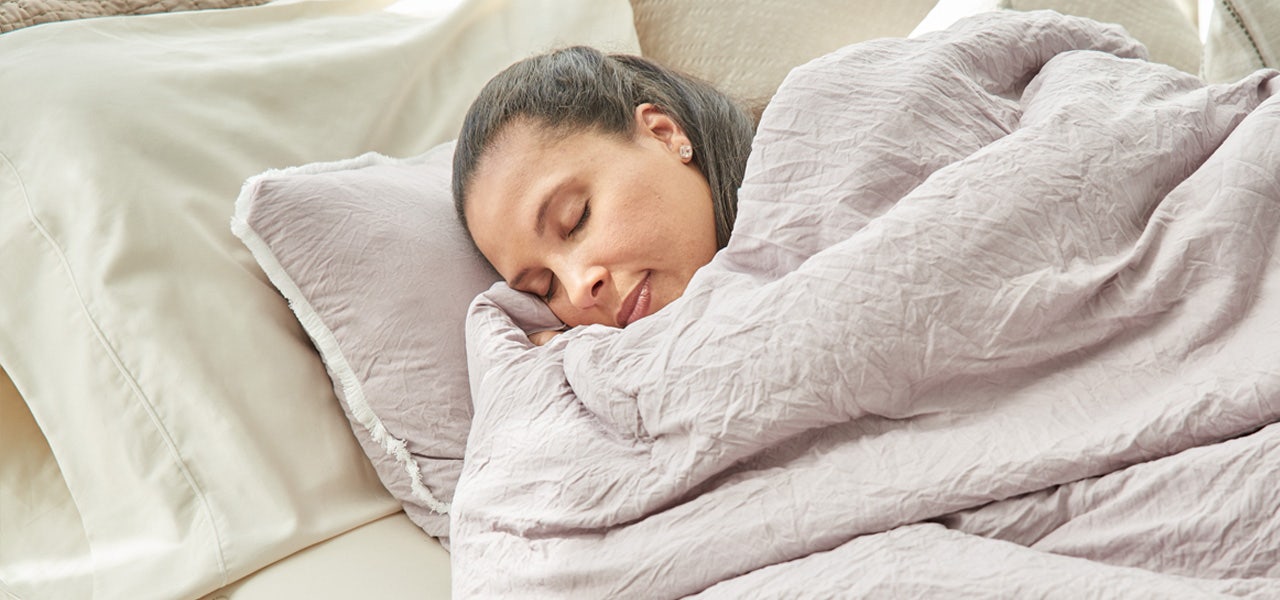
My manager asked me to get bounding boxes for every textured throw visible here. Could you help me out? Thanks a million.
[0,0,265,33]
[455,11,1280,598]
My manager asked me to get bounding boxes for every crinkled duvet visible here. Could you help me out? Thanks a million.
[454,11,1280,598]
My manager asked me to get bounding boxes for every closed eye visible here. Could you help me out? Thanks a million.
[568,200,590,237]
[542,200,588,303]
[543,275,556,302]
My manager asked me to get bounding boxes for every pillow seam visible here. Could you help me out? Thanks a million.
[1220,0,1267,68]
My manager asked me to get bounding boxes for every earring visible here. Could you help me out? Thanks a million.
[679,145,693,161]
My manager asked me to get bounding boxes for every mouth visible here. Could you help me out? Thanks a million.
[616,273,653,328]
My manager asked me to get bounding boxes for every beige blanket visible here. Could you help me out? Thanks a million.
[0,0,265,33]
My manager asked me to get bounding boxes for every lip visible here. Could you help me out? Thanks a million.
[616,273,653,327]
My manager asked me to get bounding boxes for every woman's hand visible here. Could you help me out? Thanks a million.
[529,329,562,346]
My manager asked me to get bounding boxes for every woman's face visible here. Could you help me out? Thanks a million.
[465,104,718,328]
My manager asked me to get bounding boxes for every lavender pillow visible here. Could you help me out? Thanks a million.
[231,141,498,541]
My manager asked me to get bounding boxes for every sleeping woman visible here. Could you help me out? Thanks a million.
[447,12,1280,597]
[451,46,753,344]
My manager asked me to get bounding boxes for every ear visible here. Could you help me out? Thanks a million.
[634,103,691,157]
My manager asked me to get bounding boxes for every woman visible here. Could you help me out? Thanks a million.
[452,46,755,343]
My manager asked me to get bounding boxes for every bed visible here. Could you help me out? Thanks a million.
[1,1,1277,599]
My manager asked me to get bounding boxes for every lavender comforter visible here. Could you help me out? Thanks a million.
[454,11,1280,598]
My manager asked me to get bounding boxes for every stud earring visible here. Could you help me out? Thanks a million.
[679,145,693,161]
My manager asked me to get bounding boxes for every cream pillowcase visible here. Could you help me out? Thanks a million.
[1203,0,1280,82]
[630,0,938,113]
[917,0,1203,75]
[911,0,1004,37]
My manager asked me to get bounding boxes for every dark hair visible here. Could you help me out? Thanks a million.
[452,46,755,248]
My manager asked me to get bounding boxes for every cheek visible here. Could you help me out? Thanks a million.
[548,303,581,327]
[651,202,718,282]
[608,158,716,263]
[669,176,719,257]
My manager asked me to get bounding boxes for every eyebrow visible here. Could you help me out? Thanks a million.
[534,194,553,238]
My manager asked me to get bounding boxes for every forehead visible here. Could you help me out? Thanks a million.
[472,119,562,188]
[466,122,558,226]
[468,117,629,194]
[463,121,574,277]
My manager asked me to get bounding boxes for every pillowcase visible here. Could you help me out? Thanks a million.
[0,365,92,598]
[1203,0,1280,83]
[232,143,498,542]
[0,0,267,33]
[910,0,1003,37]
[629,0,938,113]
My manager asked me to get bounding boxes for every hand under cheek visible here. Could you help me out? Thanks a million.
[529,329,562,346]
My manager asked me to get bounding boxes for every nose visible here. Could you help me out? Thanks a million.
[561,263,608,310]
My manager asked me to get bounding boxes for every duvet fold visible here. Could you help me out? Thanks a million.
[455,10,1280,598]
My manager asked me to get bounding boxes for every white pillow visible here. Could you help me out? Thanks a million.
[911,0,1003,37]
[1203,0,1280,82]
[0,366,92,597]
[630,0,939,113]
[918,0,1203,74]
[0,1,639,598]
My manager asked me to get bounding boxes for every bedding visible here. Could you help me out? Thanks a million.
[452,10,1280,598]
[1006,0,1203,74]
[913,0,1203,75]
[1203,0,1280,83]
